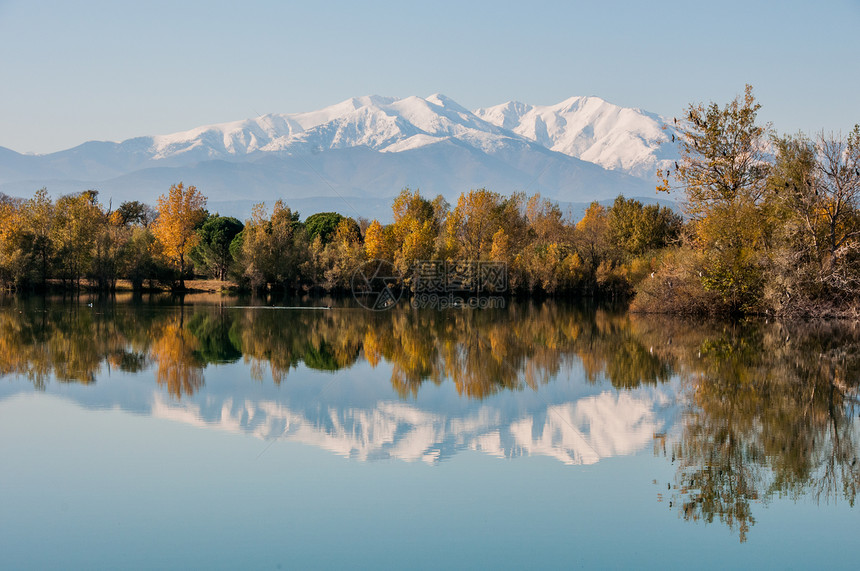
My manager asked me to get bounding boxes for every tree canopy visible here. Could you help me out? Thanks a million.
[191,215,244,280]
[152,182,208,289]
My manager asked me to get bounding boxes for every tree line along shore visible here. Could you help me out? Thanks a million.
[0,183,682,298]
[1,86,857,316]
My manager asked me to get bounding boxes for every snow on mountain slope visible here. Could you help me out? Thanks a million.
[0,93,674,212]
[149,114,301,159]
[475,96,678,178]
[138,93,680,179]
[147,93,522,160]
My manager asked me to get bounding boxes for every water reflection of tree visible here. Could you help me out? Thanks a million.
[232,308,363,383]
[0,300,139,387]
[0,297,212,398]
[643,318,860,542]
[579,309,672,389]
[362,303,665,399]
[149,312,204,399]
[186,311,242,365]
[2,296,858,539]
[0,297,680,397]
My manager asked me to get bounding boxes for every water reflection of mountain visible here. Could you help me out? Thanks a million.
[0,360,679,465]
[2,297,859,541]
[149,373,679,465]
[0,296,684,465]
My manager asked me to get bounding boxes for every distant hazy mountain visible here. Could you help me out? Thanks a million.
[0,94,676,220]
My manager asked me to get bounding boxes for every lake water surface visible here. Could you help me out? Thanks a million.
[1,295,858,569]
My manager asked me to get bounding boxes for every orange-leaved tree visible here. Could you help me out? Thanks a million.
[152,182,207,289]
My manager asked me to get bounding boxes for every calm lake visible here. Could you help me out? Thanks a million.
[1,294,858,569]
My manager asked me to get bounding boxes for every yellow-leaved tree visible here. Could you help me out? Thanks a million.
[364,220,393,261]
[390,189,439,278]
[152,182,207,289]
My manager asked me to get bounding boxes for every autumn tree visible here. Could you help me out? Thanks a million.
[659,85,772,313]
[363,219,395,261]
[312,216,365,290]
[526,194,567,245]
[390,189,439,279]
[574,202,610,274]
[236,200,309,291]
[519,194,578,293]
[152,183,208,289]
[443,189,527,261]
[0,196,30,288]
[52,190,103,287]
[766,127,860,311]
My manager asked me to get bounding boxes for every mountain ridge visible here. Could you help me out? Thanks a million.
[0,93,676,218]
[475,95,677,178]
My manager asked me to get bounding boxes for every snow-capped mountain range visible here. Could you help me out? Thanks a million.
[0,94,678,219]
[0,361,681,466]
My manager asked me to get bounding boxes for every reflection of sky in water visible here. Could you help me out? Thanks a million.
[1,303,860,568]
[1,381,856,570]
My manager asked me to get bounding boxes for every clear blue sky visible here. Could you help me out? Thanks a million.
[1,0,858,154]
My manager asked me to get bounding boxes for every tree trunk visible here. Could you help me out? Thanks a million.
[178,253,185,290]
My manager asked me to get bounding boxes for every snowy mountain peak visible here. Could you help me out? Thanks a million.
[0,92,677,212]
[108,93,677,177]
[476,100,534,130]
[475,95,677,178]
[425,93,471,113]
[141,93,528,160]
